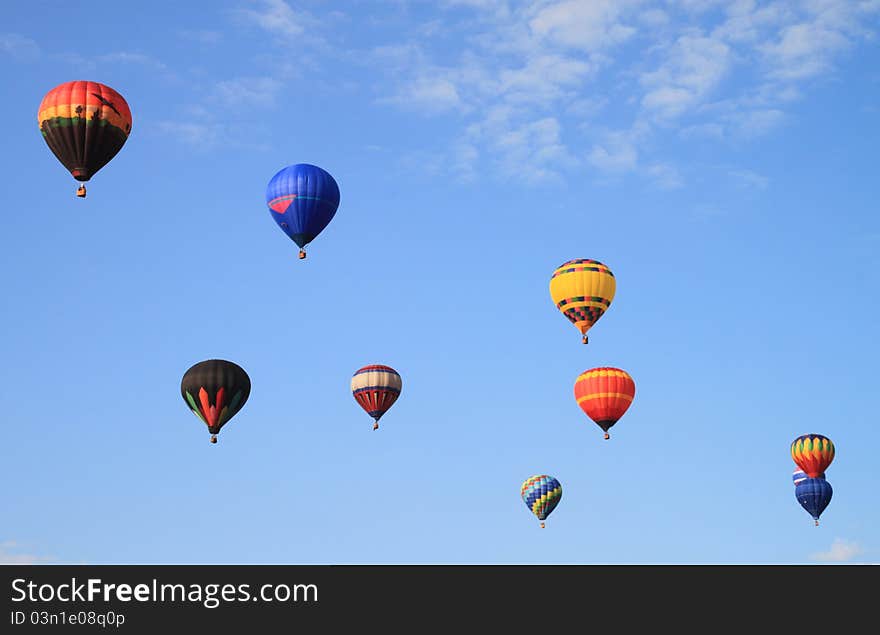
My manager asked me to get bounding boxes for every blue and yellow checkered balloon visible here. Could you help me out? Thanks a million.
[521,475,562,528]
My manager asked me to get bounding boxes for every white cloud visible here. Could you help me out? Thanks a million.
[97,51,169,71]
[732,107,786,136]
[641,34,732,119]
[157,121,224,148]
[674,0,728,13]
[379,76,464,113]
[762,21,850,80]
[693,202,727,219]
[179,29,223,44]
[237,0,306,37]
[529,0,642,52]
[680,122,726,140]
[214,76,283,107]
[223,0,879,185]
[0,33,39,60]
[759,0,879,81]
[468,112,575,182]
[711,0,790,44]
[647,162,684,189]
[365,1,642,181]
[728,168,769,189]
[567,96,608,118]
[497,54,596,105]
[640,8,670,27]
[443,0,508,9]
[0,541,52,564]
[811,538,865,562]
[588,133,639,173]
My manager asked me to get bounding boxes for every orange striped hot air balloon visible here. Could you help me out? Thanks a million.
[574,367,635,440]
[791,434,834,478]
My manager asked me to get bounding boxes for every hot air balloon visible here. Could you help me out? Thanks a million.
[549,259,615,344]
[38,80,132,198]
[351,365,401,430]
[574,367,635,440]
[791,434,835,478]
[521,475,562,528]
[266,163,340,260]
[180,359,251,443]
[795,477,832,526]
[792,467,824,486]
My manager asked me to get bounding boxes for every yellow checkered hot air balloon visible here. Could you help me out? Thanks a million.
[549,259,616,344]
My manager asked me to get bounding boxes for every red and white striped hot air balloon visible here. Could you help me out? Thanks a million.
[351,365,402,430]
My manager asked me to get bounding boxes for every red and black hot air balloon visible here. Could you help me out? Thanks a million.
[180,359,251,444]
[37,80,132,198]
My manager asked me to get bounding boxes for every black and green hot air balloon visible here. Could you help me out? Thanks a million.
[180,359,251,443]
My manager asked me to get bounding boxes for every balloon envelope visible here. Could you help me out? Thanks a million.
[266,163,340,252]
[795,477,832,523]
[549,259,615,342]
[521,475,562,522]
[180,359,251,438]
[38,80,132,183]
[351,365,402,427]
[574,367,635,438]
[791,434,835,478]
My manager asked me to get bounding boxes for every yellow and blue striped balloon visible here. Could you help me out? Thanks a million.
[521,475,562,528]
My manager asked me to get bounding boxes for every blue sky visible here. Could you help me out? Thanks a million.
[1,0,878,564]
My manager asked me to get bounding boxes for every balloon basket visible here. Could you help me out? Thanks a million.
[604,432,610,440]
[372,421,379,431]
[540,522,545,529]
[76,186,86,198]
[582,335,588,344]
[210,435,218,444]
[298,249,307,260]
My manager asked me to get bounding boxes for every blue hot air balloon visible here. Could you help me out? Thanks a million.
[266,163,340,260]
[795,477,832,526]
[792,467,824,486]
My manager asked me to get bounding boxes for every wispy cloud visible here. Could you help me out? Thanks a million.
[178,29,223,44]
[640,33,732,120]
[158,72,284,150]
[369,2,641,181]
[214,76,283,107]
[646,162,684,189]
[728,168,769,190]
[0,33,40,60]
[365,0,879,185]
[758,0,876,82]
[810,538,866,563]
[236,0,307,37]
[528,0,642,52]
[201,1,879,183]
[156,121,225,149]
[97,51,168,70]
[53,49,177,82]
[378,75,465,114]
[0,541,52,564]
[96,52,178,81]
[588,130,639,173]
